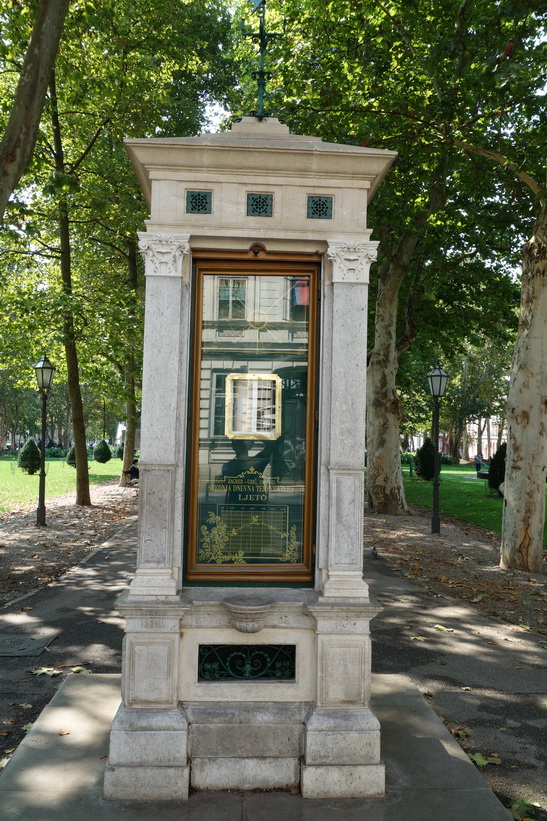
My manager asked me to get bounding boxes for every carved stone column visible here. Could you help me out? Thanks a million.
[104,234,192,801]
[302,240,384,798]
[128,233,190,599]
[319,240,378,598]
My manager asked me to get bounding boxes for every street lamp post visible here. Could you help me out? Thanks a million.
[427,362,449,534]
[33,356,55,526]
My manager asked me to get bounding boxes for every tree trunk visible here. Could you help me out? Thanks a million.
[50,72,90,505]
[451,419,465,461]
[366,254,410,514]
[366,151,450,514]
[501,202,547,572]
[119,239,139,487]
[496,418,504,450]
[0,0,70,222]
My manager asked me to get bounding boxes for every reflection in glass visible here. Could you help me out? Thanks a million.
[191,272,313,573]
[226,374,281,439]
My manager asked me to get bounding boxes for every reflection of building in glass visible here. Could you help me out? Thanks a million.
[199,275,309,484]
[218,277,246,319]
[195,273,312,568]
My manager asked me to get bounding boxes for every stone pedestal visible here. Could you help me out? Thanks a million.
[105,117,396,800]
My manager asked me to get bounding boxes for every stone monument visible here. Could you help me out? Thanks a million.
[103,113,396,800]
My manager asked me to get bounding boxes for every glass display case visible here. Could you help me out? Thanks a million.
[186,258,318,583]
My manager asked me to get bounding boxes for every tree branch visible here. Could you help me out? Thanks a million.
[452,137,544,198]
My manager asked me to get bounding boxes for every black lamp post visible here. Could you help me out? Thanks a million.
[427,362,449,534]
[33,356,55,526]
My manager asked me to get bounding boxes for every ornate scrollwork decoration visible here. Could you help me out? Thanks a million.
[327,242,378,284]
[138,234,190,277]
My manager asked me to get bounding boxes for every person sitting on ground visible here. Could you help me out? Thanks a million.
[124,458,139,484]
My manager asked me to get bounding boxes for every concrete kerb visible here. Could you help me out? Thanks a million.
[0,673,511,820]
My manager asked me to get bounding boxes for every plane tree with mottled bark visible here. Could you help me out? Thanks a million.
[235,0,545,541]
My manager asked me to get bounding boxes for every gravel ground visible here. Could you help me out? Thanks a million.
[0,482,138,608]
[363,508,547,636]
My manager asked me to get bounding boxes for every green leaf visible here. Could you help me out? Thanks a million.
[467,752,501,767]
[21,723,34,733]
[509,797,541,820]
[29,667,63,677]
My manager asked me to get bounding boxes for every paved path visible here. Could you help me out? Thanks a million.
[1,519,545,818]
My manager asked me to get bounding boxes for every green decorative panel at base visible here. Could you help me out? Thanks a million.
[198,644,296,681]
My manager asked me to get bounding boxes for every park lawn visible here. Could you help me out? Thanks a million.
[402,463,547,549]
[0,457,123,513]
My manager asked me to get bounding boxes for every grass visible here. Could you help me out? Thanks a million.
[0,455,123,513]
[402,463,547,549]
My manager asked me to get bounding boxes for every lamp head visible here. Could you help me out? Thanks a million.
[427,362,449,398]
[33,356,55,392]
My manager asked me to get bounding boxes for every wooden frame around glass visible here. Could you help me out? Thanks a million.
[185,251,319,584]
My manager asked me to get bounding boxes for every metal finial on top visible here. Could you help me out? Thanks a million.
[242,0,284,120]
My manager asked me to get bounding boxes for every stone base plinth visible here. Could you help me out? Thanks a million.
[301,763,385,798]
[192,757,300,791]
[105,590,385,801]
[103,704,189,800]
[103,764,190,801]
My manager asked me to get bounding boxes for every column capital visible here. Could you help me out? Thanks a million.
[327,241,378,284]
[138,233,190,277]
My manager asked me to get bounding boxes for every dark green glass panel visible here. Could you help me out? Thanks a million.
[186,190,212,214]
[198,644,296,681]
[307,196,332,219]
[247,193,273,217]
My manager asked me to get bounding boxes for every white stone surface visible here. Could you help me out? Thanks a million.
[189,723,304,758]
[304,708,381,764]
[123,633,179,707]
[103,765,190,800]
[301,763,385,798]
[191,757,300,791]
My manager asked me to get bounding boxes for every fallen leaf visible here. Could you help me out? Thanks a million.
[28,667,62,677]
[467,752,501,767]
[21,723,33,733]
[508,797,542,820]
[434,624,454,632]
[58,729,70,736]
